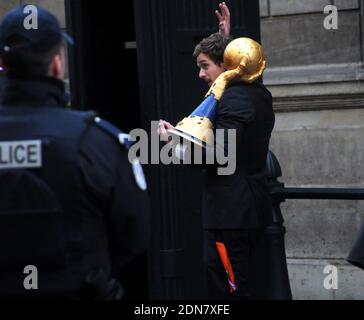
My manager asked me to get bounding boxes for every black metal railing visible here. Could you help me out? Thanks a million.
[265,151,364,300]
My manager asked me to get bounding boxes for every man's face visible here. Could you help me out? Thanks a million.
[196,53,225,87]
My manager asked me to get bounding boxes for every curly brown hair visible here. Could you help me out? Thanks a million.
[193,33,232,66]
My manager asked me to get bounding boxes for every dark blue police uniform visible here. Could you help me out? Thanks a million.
[0,76,149,299]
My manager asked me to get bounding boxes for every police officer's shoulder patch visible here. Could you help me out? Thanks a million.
[87,114,147,191]
[131,158,147,191]
[91,116,134,149]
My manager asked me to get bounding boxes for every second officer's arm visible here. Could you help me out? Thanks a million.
[78,122,150,270]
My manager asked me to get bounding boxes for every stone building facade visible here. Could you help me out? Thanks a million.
[260,0,364,299]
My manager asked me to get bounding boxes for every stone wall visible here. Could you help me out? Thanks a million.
[261,0,364,299]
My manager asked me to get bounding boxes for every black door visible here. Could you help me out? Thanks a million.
[65,0,148,300]
[134,0,261,299]
[65,0,140,132]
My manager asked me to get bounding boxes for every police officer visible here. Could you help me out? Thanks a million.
[0,6,149,299]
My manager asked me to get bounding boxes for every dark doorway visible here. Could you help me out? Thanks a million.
[65,0,147,300]
[65,0,140,133]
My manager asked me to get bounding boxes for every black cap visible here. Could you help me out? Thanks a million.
[0,5,73,55]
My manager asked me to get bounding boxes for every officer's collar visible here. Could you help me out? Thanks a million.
[0,75,68,108]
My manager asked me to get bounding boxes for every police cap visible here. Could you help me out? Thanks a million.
[0,5,73,56]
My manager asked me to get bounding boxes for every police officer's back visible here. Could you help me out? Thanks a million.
[0,6,149,299]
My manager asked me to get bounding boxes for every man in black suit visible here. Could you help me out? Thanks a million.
[159,4,275,300]
[198,34,275,300]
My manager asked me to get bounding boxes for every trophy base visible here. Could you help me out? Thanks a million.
[167,128,206,149]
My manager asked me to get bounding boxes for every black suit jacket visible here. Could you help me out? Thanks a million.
[202,81,275,229]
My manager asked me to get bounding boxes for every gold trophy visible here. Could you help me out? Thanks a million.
[167,37,266,148]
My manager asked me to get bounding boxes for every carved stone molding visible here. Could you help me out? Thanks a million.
[264,63,364,112]
[272,92,364,112]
